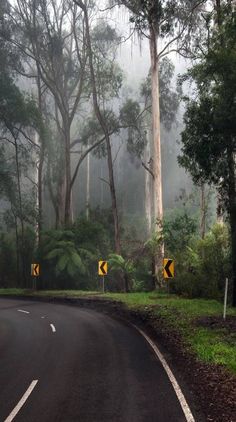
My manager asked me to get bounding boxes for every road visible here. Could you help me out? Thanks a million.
[0,298,193,422]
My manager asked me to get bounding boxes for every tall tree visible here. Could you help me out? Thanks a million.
[109,0,205,283]
[179,2,236,305]
[73,0,123,253]
[8,0,88,226]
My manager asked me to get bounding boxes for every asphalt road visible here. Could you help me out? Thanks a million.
[0,298,191,422]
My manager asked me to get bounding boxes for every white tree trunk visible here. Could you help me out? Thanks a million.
[100,163,104,208]
[144,130,153,238]
[86,152,90,220]
[149,26,164,281]
[34,131,40,246]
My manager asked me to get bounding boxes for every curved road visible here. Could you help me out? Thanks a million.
[0,298,193,422]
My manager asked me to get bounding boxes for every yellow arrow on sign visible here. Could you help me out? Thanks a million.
[163,259,174,278]
[31,263,40,277]
[98,261,108,276]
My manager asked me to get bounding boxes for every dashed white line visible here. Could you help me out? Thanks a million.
[4,380,38,422]
[17,309,30,314]
[133,324,195,422]
[50,324,56,333]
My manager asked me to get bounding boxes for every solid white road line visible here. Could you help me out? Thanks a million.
[17,309,30,314]
[133,325,195,422]
[4,380,38,422]
[50,323,56,333]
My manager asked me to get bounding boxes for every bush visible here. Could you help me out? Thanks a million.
[171,224,231,300]
[37,216,113,290]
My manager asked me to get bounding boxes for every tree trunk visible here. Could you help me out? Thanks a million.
[82,3,121,254]
[36,69,44,243]
[14,139,27,287]
[227,146,236,307]
[100,164,104,208]
[86,152,90,220]
[200,183,206,239]
[64,120,72,226]
[144,129,153,238]
[216,188,224,224]
[124,273,130,293]
[149,24,164,283]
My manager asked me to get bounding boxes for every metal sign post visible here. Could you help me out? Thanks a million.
[31,264,40,290]
[98,261,108,293]
[223,277,229,320]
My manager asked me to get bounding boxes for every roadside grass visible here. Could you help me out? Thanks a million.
[0,289,101,297]
[1,289,236,373]
[105,292,236,373]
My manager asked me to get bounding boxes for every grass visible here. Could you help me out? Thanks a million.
[1,289,236,373]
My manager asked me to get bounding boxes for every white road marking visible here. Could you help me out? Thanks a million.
[133,324,195,422]
[50,324,56,333]
[4,380,38,422]
[41,316,45,319]
[17,309,30,314]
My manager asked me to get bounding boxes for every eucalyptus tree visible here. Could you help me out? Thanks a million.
[179,2,236,305]
[0,0,42,285]
[108,0,206,282]
[73,0,126,254]
[7,0,89,226]
[140,57,181,237]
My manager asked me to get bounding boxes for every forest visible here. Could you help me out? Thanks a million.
[0,0,236,306]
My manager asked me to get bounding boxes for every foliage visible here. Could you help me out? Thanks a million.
[108,253,135,291]
[140,57,181,130]
[35,214,114,290]
[163,212,197,256]
[179,5,236,305]
[171,224,231,300]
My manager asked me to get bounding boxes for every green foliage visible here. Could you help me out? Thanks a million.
[42,230,93,285]
[36,214,114,290]
[179,9,236,212]
[141,57,181,130]
[163,212,197,256]
[171,224,231,300]
[145,231,163,256]
[108,253,135,275]
[108,253,135,291]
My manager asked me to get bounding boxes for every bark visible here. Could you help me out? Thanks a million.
[100,164,104,208]
[86,152,90,220]
[64,119,72,226]
[36,69,45,243]
[227,146,236,307]
[200,183,206,239]
[81,2,121,254]
[12,206,20,287]
[124,273,130,293]
[144,129,153,238]
[14,139,27,287]
[149,24,164,283]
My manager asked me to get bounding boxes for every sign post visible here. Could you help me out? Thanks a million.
[98,261,108,293]
[163,259,174,295]
[223,277,229,320]
[31,264,40,290]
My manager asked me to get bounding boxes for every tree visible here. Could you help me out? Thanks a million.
[109,0,205,283]
[8,0,89,226]
[140,57,181,237]
[179,3,236,305]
